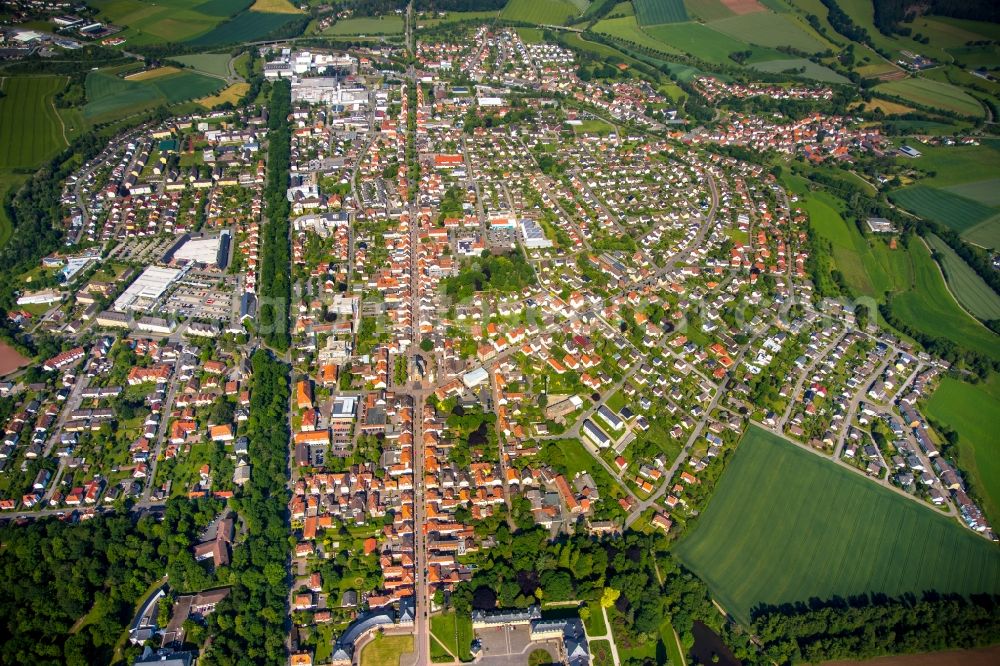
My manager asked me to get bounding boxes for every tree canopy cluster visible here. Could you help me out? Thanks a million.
[441,250,536,300]
[201,350,291,664]
[0,499,221,665]
[751,594,1000,665]
[258,80,293,351]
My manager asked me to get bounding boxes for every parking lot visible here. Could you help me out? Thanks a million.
[474,625,559,666]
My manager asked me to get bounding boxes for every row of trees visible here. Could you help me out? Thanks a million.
[258,80,292,351]
[201,350,291,664]
[751,594,1000,665]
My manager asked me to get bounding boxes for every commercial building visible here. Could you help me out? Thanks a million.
[114,266,184,312]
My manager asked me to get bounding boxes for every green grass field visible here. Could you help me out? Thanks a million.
[0,76,66,168]
[684,0,737,22]
[963,217,1000,251]
[325,15,404,35]
[91,0,252,44]
[645,22,783,65]
[359,633,413,666]
[173,53,231,78]
[895,140,1000,188]
[0,172,27,250]
[924,374,1000,526]
[943,178,1000,207]
[593,16,683,56]
[890,239,1000,362]
[430,611,473,660]
[707,11,830,53]
[634,0,687,25]
[876,77,985,118]
[803,190,910,299]
[890,186,996,235]
[188,10,302,46]
[675,426,1000,624]
[750,57,849,83]
[501,0,580,24]
[924,234,1000,320]
[83,69,224,124]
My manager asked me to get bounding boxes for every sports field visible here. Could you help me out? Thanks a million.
[83,69,224,124]
[890,186,995,235]
[501,0,579,24]
[174,54,232,79]
[924,374,1000,526]
[0,76,66,168]
[924,234,1000,320]
[876,77,984,118]
[707,11,830,52]
[890,240,1000,362]
[324,15,404,35]
[674,426,1000,624]
[634,0,687,25]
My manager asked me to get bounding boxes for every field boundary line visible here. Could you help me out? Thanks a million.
[919,235,993,332]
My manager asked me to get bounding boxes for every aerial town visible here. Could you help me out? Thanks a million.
[1,1,999,666]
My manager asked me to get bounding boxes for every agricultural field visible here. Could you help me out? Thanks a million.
[801,189,909,299]
[924,235,1000,321]
[876,77,984,118]
[359,633,413,666]
[324,15,404,35]
[645,22,782,65]
[187,10,303,46]
[750,57,849,84]
[924,373,1000,526]
[634,0,687,25]
[890,186,996,235]
[416,10,502,28]
[500,0,580,25]
[684,0,741,22]
[675,426,1000,624]
[0,172,27,249]
[250,0,301,12]
[0,76,66,169]
[593,16,683,56]
[83,69,224,125]
[707,10,830,52]
[943,178,1000,208]
[894,139,1000,189]
[174,54,233,79]
[199,82,250,107]
[91,0,251,45]
[124,66,181,81]
[889,239,1000,362]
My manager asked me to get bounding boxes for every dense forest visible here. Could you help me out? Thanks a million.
[752,594,1000,665]
[0,499,222,665]
[201,350,290,665]
[258,80,293,352]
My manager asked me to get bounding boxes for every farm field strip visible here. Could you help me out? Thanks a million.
[876,77,985,118]
[675,426,1000,624]
[890,185,997,234]
[500,0,580,25]
[924,374,1000,527]
[889,240,1000,362]
[634,0,688,25]
[924,234,1000,320]
[0,76,68,168]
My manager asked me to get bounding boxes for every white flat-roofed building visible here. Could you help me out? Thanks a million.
[519,218,552,249]
[581,419,611,448]
[114,266,183,313]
